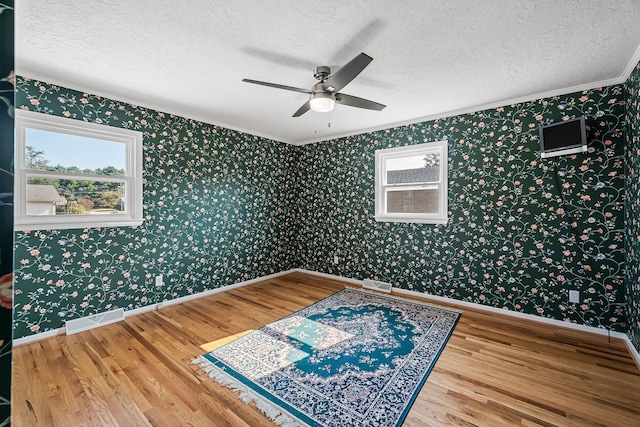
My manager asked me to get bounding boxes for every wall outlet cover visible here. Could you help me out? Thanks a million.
[155,275,163,286]
[569,290,580,303]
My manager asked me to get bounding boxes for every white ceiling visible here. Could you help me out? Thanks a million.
[15,0,640,145]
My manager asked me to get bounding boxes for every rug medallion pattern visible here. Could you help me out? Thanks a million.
[195,288,460,427]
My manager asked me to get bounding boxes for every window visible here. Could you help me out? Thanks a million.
[15,109,143,230]
[375,140,448,224]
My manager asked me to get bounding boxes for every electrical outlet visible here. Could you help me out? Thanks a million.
[333,255,339,265]
[155,274,163,287]
[569,290,580,303]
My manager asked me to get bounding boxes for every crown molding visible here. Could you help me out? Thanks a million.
[19,45,640,148]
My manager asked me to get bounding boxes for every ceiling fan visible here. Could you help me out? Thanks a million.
[242,52,386,117]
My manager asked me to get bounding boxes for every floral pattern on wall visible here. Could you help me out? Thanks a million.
[12,76,631,339]
[625,61,640,352]
[294,86,627,331]
[13,77,298,339]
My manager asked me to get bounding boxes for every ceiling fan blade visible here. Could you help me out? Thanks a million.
[242,78,312,95]
[335,93,386,111]
[322,52,373,93]
[293,100,311,117]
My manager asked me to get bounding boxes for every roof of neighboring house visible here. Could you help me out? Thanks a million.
[387,167,440,184]
[26,184,67,205]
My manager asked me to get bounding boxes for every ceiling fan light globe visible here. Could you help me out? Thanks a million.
[309,95,335,113]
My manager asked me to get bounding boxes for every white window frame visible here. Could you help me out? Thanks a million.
[14,109,143,231]
[375,140,448,224]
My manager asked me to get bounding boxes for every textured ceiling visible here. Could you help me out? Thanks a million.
[15,0,640,145]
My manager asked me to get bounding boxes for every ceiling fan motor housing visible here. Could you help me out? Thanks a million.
[313,66,331,82]
[311,82,333,96]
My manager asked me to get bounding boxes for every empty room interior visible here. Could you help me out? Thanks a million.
[2,1,640,426]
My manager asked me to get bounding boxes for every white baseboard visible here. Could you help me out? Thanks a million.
[13,269,295,347]
[623,335,640,371]
[291,268,363,285]
[13,327,66,345]
[125,269,294,316]
[295,268,640,371]
[12,267,640,371]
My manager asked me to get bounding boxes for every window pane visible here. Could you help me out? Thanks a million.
[25,128,126,175]
[26,178,126,216]
[386,153,440,184]
[386,189,439,213]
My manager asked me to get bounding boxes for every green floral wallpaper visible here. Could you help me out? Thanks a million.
[13,77,298,338]
[625,61,640,352]
[12,75,632,342]
[294,87,627,332]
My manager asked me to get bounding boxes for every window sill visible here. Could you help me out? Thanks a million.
[15,217,144,231]
[375,215,448,225]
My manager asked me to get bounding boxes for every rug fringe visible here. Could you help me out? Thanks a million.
[192,356,307,427]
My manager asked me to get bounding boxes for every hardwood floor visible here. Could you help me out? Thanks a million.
[12,272,640,426]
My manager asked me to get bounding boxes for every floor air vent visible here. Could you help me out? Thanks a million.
[66,308,125,335]
[362,279,393,293]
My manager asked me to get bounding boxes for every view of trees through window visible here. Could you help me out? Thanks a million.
[423,152,440,168]
[26,145,126,215]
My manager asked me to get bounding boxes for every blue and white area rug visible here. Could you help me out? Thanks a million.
[193,287,461,427]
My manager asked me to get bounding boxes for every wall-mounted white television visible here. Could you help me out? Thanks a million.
[539,117,587,158]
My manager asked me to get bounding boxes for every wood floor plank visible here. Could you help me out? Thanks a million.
[12,272,640,426]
